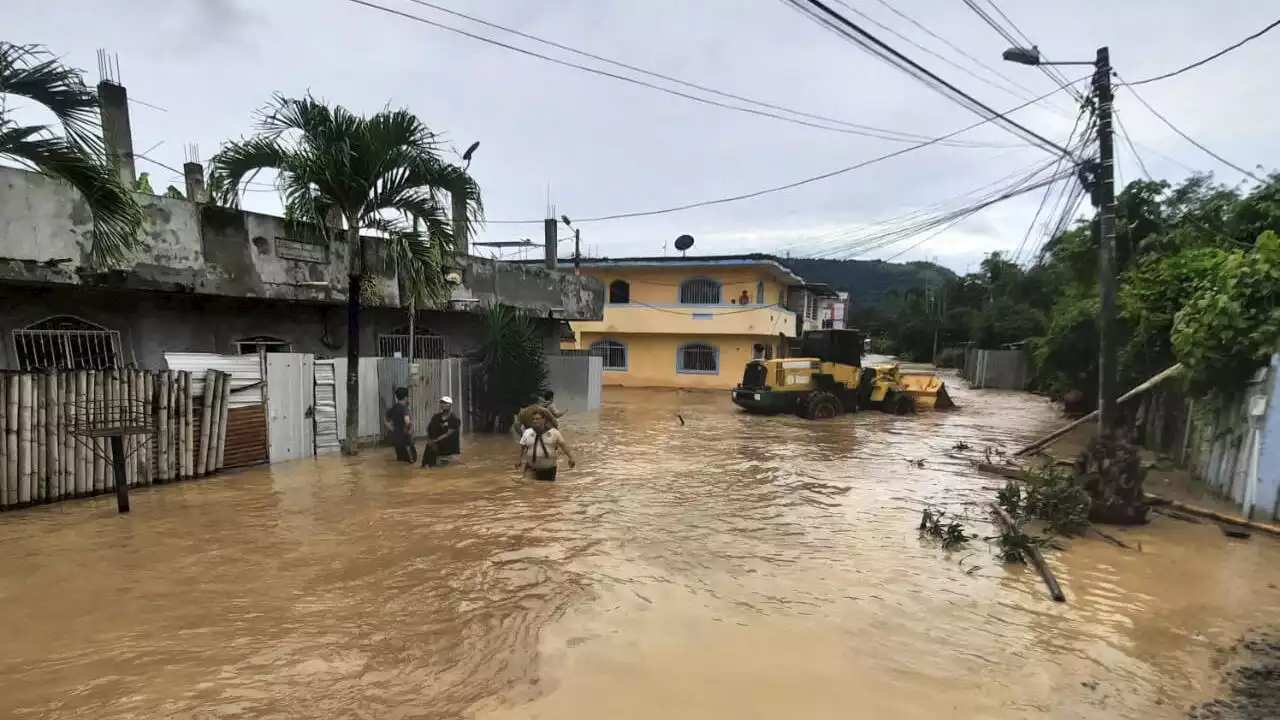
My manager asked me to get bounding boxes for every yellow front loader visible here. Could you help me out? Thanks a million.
[730,330,956,420]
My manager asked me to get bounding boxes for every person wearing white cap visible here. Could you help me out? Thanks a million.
[421,395,461,467]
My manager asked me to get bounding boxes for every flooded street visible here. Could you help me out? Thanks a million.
[2,381,1280,719]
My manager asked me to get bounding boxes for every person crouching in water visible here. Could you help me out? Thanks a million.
[517,409,575,481]
[421,396,461,468]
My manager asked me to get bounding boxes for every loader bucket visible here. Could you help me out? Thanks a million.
[897,371,958,410]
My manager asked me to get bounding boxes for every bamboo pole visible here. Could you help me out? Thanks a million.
[142,370,154,485]
[59,371,69,497]
[49,371,61,500]
[35,372,46,502]
[174,371,184,480]
[215,371,231,471]
[18,373,33,505]
[991,502,1066,602]
[1015,364,1184,457]
[197,370,215,476]
[0,374,7,509]
[157,370,170,482]
[1145,494,1280,538]
[5,374,16,506]
[92,371,104,493]
[126,370,137,488]
[182,371,194,479]
[73,371,85,496]
[206,371,221,474]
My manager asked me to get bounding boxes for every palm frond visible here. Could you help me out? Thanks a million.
[0,124,143,268]
[369,216,450,309]
[0,42,105,155]
[206,135,290,207]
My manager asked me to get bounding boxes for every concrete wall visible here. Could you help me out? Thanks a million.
[578,332,774,390]
[0,284,561,370]
[0,165,602,319]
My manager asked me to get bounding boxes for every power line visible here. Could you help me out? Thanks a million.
[395,0,1028,149]
[1012,107,1089,264]
[347,0,1017,149]
[487,78,1086,225]
[785,0,1075,158]
[866,0,1048,104]
[960,0,1084,103]
[1123,19,1280,87]
[1118,79,1264,183]
[831,0,1031,102]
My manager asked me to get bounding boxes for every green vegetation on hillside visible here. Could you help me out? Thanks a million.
[783,258,954,308]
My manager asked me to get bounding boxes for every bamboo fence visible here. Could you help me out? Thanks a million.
[0,368,233,511]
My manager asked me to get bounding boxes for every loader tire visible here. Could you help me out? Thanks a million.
[890,391,916,415]
[805,391,844,420]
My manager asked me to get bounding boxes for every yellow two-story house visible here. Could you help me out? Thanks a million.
[565,255,802,389]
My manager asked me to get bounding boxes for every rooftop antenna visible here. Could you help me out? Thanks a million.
[674,234,695,258]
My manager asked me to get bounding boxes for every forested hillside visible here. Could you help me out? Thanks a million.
[782,258,955,308]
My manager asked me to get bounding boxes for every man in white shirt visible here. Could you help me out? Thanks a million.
[517,409,576,481]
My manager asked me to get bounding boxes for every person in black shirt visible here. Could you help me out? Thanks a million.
[384,387,416,463]
[421,396,461,467]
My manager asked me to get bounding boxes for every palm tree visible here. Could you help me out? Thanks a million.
[207,94,482,455]
[0,42,143,267]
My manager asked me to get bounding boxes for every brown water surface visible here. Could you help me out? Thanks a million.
[2,383,1280,719]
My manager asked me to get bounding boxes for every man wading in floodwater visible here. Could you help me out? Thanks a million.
[421,396,461,468]
[517,409,576,481]
[384,387,417,463]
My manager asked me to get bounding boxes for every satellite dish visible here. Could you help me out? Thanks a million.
[674,234,695,256]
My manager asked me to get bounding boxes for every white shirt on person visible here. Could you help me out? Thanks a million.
[520,427,565,469]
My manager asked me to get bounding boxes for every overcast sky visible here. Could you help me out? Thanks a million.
[7,0,1277,272]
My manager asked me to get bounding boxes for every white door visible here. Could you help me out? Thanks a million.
[267,353,315,463]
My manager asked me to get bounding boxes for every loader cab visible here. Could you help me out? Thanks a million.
[797,329,864,367]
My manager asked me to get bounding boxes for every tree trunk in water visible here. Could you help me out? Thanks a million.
[343,225,362,456]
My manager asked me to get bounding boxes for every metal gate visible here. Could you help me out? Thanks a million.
[266,353,315,463]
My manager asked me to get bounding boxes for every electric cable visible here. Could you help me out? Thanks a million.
[1123,19,1280,87]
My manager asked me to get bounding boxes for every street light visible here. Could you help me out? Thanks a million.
[1003,44,1119,437]
[561,214,581,271]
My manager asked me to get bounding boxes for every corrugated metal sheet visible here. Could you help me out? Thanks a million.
[314,360,341,455]
[266,354,315,463]
[223,405,268,468]
[163,353,264,407]
[323,357,382,441]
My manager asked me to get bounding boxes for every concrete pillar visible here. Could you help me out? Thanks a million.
[182,162,206,203]
[544,218,558,270]
[452,191,470,256]
[96,80,136,187]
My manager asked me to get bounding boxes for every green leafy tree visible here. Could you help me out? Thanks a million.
[0,42,143,266]
[472,305,548,432]
[1172,231,1280,399]
[208,94,482,454]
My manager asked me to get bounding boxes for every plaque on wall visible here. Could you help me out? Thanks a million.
[275,238,328,264]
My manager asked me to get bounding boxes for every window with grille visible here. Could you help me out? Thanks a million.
[756,281,765,305]
[236,336,292,355]
[678,277,722,305]
[589,340,627,371]
[377,328,447,359]
[13,316,122,371]
[608,279,631,304]
[676,343,718,374]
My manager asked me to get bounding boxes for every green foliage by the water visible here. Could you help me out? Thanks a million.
[830,171,1280,407]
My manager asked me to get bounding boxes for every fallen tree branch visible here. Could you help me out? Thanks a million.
[990,502,1066,603]
[1014,364,1184,457]
[1091,527,1132,549]
[1145,494,1280,538]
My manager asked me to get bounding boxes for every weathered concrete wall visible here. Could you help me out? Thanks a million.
[0,165,603,319]
[0,285,561,370]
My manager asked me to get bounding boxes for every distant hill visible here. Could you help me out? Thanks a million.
[783,258,956,308]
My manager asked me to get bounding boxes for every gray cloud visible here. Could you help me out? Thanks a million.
[5,0,1276,272]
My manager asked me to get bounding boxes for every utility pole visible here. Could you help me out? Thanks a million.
[1093,46,1118,436]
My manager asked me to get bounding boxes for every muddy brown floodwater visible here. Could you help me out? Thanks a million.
[2,381,1280,719]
